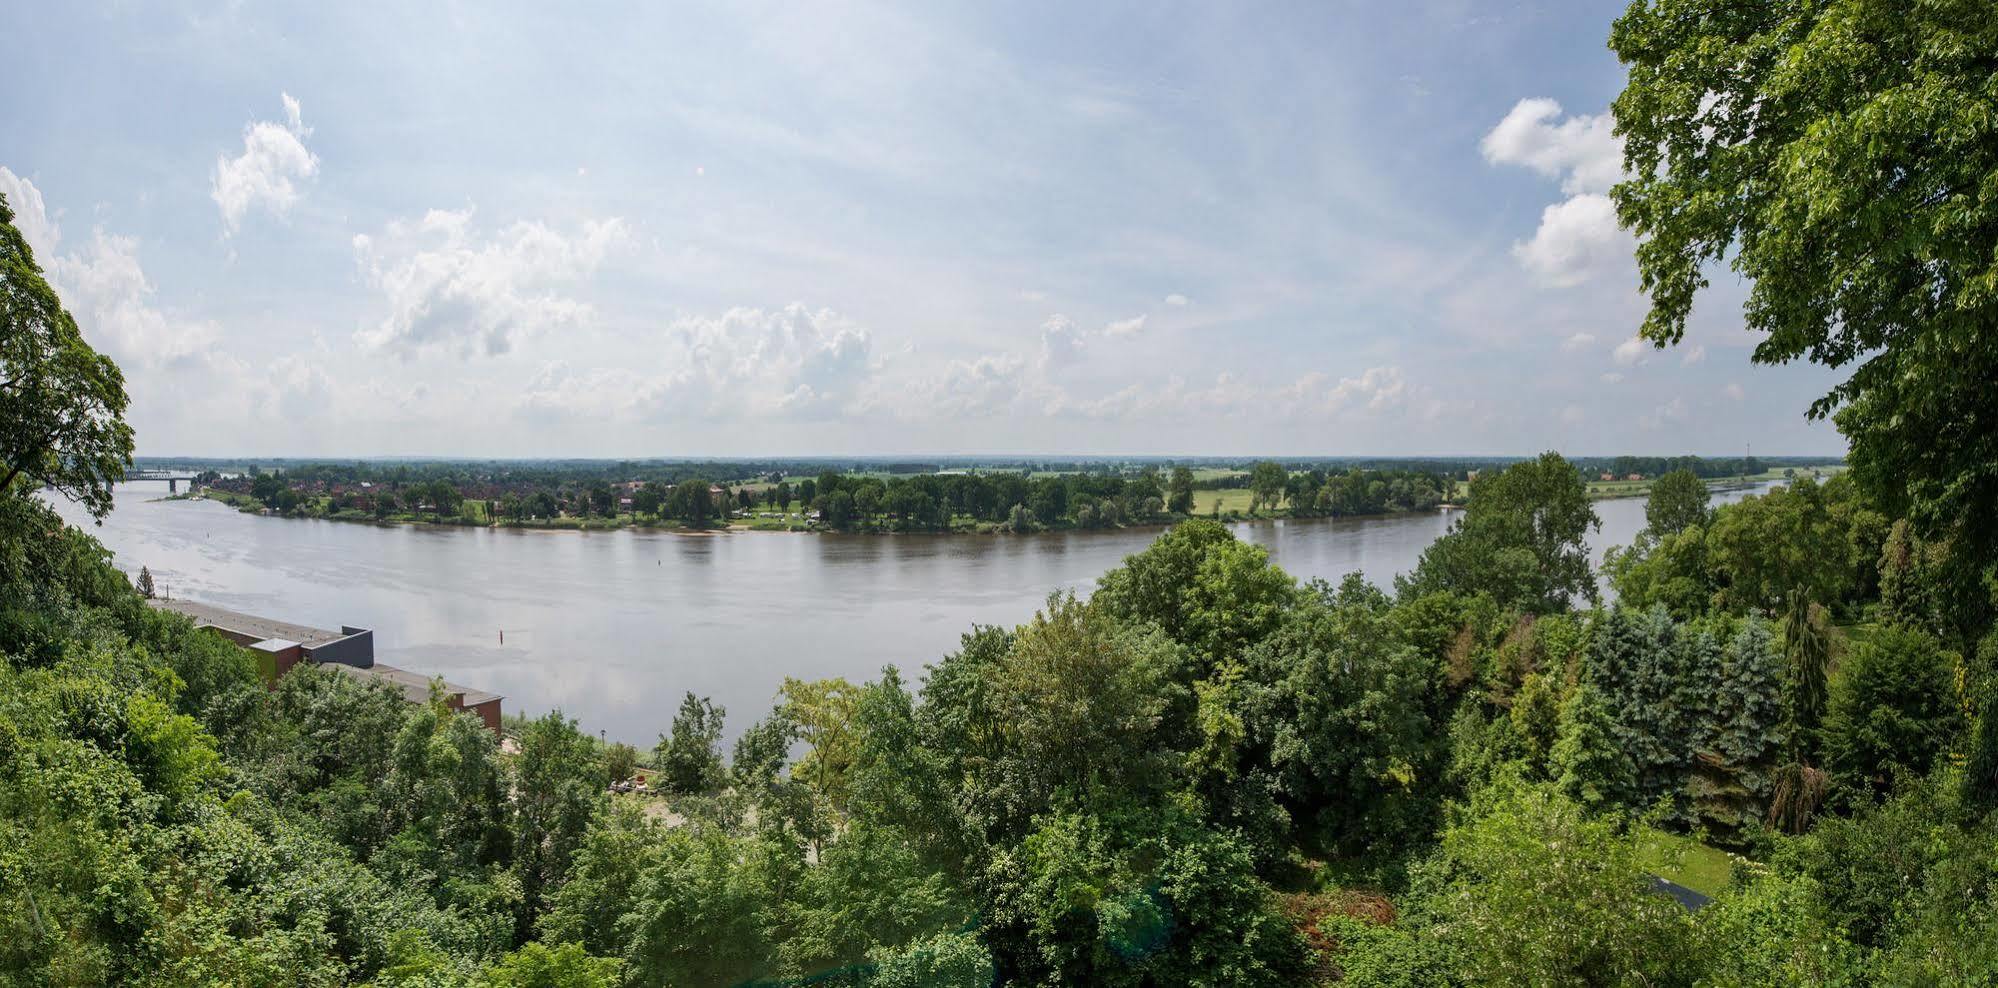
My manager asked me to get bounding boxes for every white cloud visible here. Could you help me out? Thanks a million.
[354,206,628,356]
[1103,314,1147,337]
[50,229,221,367]
[1612,336,1650,367]
[1512,193,1626,287]
[211,92,319,234]
[1480,98,1623,195]
[1640,396,1688,430]
[1560,404,1586,425]
[517,304,878,423]
[664,304,875,417]
[1324,365,1410,413]
[1681,344,1707,366]
[1163,293,1189,307]
[923,353,1028,417]
[1723,382,1745,401]
[1485,98,1633,288]
[1038,313,1084,370]
[1600,372,1625,385]
[1,169,217,369]
[0,167,60,260]
[1560,331,1597,352]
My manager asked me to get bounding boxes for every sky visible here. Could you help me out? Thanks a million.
[2,1,1847,458]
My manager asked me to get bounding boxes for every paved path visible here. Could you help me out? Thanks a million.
[1648,875,1712,912]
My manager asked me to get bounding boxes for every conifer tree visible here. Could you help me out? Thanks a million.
[1701,620,1788,837]
[1585,607,1690,813]
[135,565,155,598]
[1551,683,1636,813]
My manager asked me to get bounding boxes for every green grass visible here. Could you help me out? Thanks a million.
[1192,488,1258,516]
[1638,829,1739,898]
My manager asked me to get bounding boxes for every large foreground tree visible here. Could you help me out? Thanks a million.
[0,191,133,520]
[1611,1,1998,558]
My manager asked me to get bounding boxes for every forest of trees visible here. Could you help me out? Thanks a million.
[203,461,1461,533]
[8,441,1998,983]
[7,0,1998,982]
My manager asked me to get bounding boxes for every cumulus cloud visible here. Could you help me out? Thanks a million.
[1034,364,1429,425]
[1612,336,1650,367]
[1640,396,1688,430]
[211,92,319,234]
[1037,314,1084,371]
[1484,98,1632,288]
[1560,331,1597,352]
[1102,314,1147,337]
[0,167,60,260]
[51,230,221,367]
[354,206,627,356]
[2,168,218,369]
[924,353,1028,417]
[1681,345,1707,366]
[663,304,875,417]
[1511,193,1625,287]
[519,304,878,424]
[1324,365,1410,413]
[1480,98,1623,195]
[1560,404,1587,425]
[1723,381,1745,401]
[1601,372,1625,385]
[1163,293,1189,307]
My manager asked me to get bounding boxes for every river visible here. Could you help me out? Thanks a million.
[49,480,1776,744]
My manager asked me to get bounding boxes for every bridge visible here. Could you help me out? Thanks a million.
[129,470,202,493]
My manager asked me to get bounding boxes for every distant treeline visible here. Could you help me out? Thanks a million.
[135,452,1842,489]
[195,462,1463,532]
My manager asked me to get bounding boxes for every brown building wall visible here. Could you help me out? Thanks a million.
[467,699,503,734]
[270,643,304,677]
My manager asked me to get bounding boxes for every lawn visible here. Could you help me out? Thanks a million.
[1192,488,1259,516]
[1637,829,1740,898]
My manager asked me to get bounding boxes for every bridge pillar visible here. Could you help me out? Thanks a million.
[168,478,178,493]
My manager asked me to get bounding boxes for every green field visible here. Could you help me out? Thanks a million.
[1191,488,1259,515]
[1638,830,1740,898]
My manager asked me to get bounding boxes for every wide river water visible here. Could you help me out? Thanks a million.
[52,480,1775,744]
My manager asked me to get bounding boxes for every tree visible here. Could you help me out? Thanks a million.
[0,192,134,522]
[1094,520,1298,672]
[1167,466,1195,515]
[512,711,607,932]
[135,565,155,599]
[669,479,716,528]
[1823,626,1965,798]
[1583,607,1691,813]
[1232,583,1438,857]
[1418,776,1699,985]
[655,692,726,796]
[1551,683,1636,813]
[1644,469,1710,536]
[484,942,622,988]
[1248,461,1287,513]
[780,676,864,819]
[1610,0,1998,563]
[602,741,638,785]
[1781,593,1835,759]
[1401,452,1600,613]
[973,593,1177,833]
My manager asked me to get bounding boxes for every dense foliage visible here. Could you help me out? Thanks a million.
[1612,0,1998,566]
[12,435,1998,984]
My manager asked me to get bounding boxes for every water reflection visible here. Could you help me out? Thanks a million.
[50,481,1773,743]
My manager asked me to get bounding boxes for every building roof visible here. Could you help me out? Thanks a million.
[150,598,348,647]
[329,662,502,707]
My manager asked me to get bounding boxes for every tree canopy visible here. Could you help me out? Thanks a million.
[1611,0,1998,560]
[0,190,133,520]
